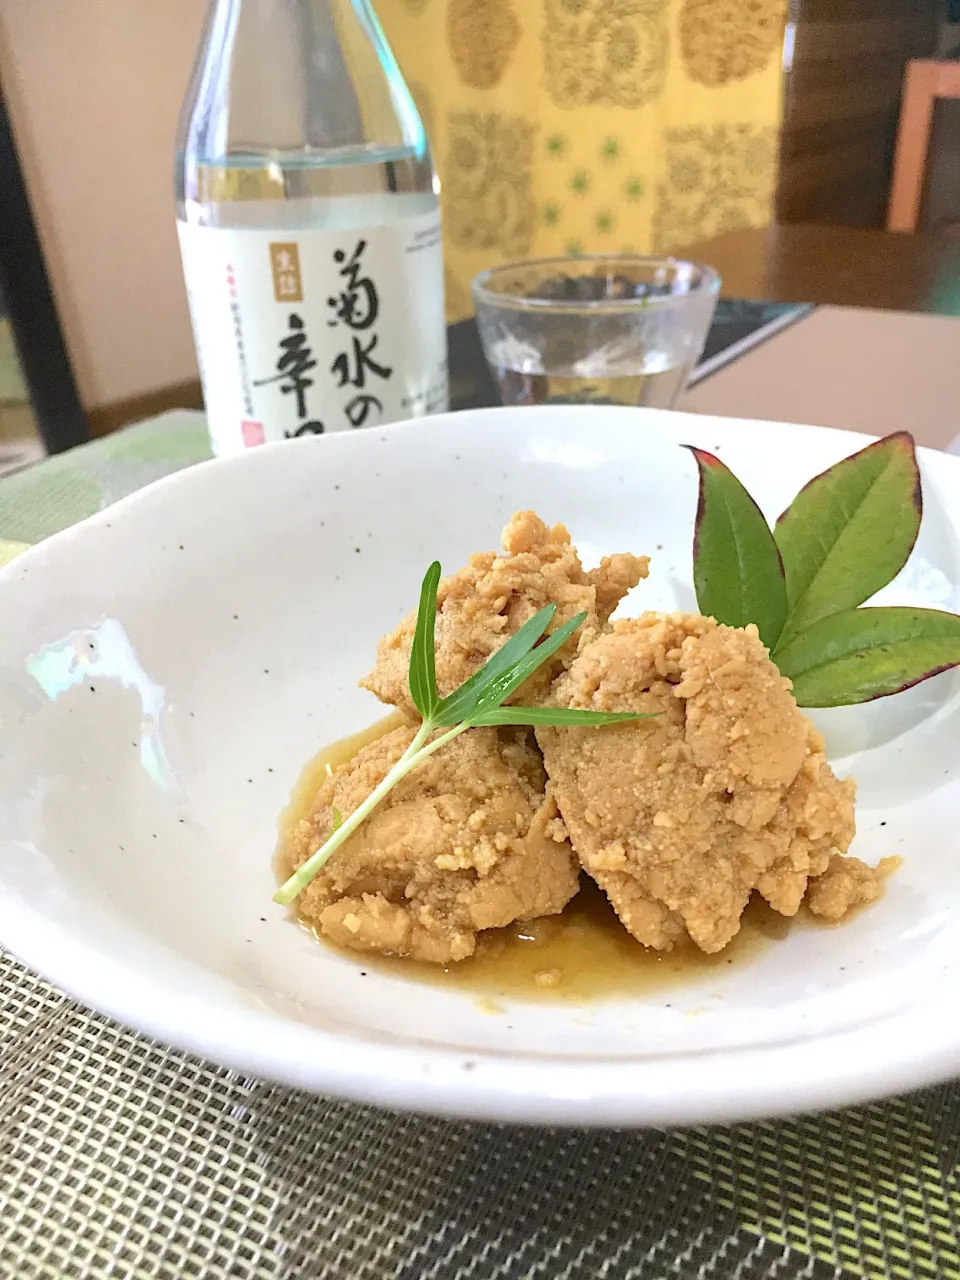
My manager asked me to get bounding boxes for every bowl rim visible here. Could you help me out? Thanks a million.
[2,882,958,1127]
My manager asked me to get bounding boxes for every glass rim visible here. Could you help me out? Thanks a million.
[470,253,721,313]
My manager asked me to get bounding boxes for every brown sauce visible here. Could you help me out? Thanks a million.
[367,880,789,1004]
[276,710,409,848]
[277,717,791,1003]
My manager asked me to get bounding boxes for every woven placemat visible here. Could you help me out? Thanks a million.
[2,413,960,1279]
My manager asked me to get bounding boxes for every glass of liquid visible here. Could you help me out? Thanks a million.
[471,255,720,410]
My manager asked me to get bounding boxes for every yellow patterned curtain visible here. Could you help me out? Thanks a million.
[378,0,787,321]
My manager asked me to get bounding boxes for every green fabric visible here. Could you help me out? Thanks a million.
[0,410,211,547]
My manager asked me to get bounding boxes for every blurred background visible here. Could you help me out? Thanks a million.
[0,0,956,465]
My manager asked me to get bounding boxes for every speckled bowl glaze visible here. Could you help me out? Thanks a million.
[1,405,959,1126]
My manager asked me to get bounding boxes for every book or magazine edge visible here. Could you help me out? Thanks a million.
[687,303,814,386]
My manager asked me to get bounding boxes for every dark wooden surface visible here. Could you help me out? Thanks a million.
[778,0,940,227]
[679,223,960,316]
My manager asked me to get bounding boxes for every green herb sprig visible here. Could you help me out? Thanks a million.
[274,562,649,904]
[688,432,960,706]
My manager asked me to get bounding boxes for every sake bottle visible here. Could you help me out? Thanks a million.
[175,0,447,455]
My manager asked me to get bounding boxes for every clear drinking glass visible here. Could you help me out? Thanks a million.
[472,255,720,410]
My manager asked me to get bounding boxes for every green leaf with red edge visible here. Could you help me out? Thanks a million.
[687,446,787,651]
[773,432,921,650]
[775,606,960,707]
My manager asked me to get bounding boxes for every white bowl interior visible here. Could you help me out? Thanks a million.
[1,406,959,1125]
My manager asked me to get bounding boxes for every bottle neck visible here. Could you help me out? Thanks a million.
[181,0,426,164]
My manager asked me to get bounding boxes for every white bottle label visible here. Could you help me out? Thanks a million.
[177,211,448,455]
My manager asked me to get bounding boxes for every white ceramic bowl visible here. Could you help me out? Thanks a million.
[1,406,959,1127]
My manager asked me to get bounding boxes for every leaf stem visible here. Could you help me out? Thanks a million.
[273,718,469,905]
